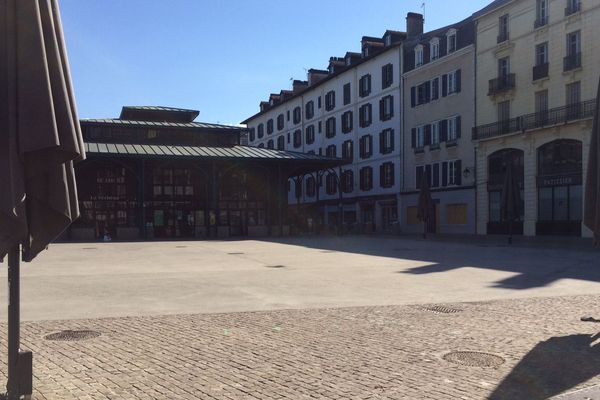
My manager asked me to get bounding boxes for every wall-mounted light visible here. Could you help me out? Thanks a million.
[463,167,472,179]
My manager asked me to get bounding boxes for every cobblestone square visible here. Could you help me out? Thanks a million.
[0,237,598,399]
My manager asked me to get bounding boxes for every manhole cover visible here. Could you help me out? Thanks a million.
[422,305,463,314]
[44,330,101,342]
[175,245,187,248]
[82,247,97,250]
[266,265,286,269]
[228,252,244,255]
[443,351,505,368]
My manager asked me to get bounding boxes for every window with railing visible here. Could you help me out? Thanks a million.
[533,43,549,81]
[498,14,509,43]
[564,31,582,71]
[535,0,549,28]
[565,0,581,16]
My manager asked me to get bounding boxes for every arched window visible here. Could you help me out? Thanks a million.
[537,139,582,177]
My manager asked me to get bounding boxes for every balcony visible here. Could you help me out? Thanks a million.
[563,52,582,71]
[532,63,549,81]
[565,2,581,16]
[534,15,548,28]
[497,32,509,44]
[472,99,596,140]
[488,73,516,96]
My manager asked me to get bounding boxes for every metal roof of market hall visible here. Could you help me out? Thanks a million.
[81,118,241,131]
[84,142,343,168]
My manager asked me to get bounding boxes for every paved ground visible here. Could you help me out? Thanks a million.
[1,236,599,321]
[0,295,598,399]
[0,236,598,399]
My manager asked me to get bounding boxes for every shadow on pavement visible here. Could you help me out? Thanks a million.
[489,333,600,400]
[260,235,600,290]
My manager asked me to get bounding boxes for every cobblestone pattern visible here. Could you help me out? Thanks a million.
[0,295,599,399]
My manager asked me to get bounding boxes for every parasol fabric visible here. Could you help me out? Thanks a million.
[501,162,521,223]
[584,77,600,245]
[0,0,85,262]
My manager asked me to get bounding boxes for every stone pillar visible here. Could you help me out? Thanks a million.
[523,141,537,237]
[475,144,488,235]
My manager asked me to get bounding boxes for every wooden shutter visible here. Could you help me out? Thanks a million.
[424,124,432,146]
[442,75,448,97]
[425,165,432,187]
[379,131,385,154]
[379,99,384,120]
[368,135,373,156]
[411,87,416,107]
[433,163,440,187]
[440,119,448,142]
[456,116,462,138]
[380,164,385,187]
[442,162,448,186]
[390,129,395,152]
[411,128,416,148]
[425,81,431,103]
[455,160,462,185]
[381,65,386,89]
[456,69,462,93]
[389,96,394,117]
[440,35,447,56]
[416,166,424,189]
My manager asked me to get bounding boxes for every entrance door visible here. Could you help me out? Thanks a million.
[229,210,246,236]
[381,204,398,233]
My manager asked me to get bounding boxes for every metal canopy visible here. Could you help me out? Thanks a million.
[84,142,344,174]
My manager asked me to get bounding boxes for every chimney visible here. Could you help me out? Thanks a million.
[328,57,345,74]
[406,12,424,37]
[260,101,270,112]
[292,80,308,94]
[307,69,329,86]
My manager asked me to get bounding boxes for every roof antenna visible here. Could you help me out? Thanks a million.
[421,2,426,22]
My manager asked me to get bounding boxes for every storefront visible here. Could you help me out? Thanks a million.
[536,139,582,236]
[487,148,524,235]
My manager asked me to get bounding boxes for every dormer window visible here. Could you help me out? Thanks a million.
[385,35,392,46]
[447,29,457,53]
[430,38,440,60]
[415,45,424,67]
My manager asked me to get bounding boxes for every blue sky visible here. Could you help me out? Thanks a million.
[60,0,491,125]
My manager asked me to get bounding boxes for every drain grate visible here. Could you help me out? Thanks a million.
[443,351,505,368]
[175,245,188,248]
[82,247,97,250]
[422,305,463,314]
[44,330,101,342]
[266,265,286,269]
[228,252,245,255]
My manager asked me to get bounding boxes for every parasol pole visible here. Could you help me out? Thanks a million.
[6,244,20,399]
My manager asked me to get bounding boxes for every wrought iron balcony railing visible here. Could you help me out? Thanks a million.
[488,73,516,96]
[472,99,596,141]
[563,52,582,71]
[533,63,549,81]
[497,32,509,43]
[534,15,548,28]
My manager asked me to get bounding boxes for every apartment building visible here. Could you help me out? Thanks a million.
[472,0,599,237]
[401,17,477,234]
[242,23,413,233]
